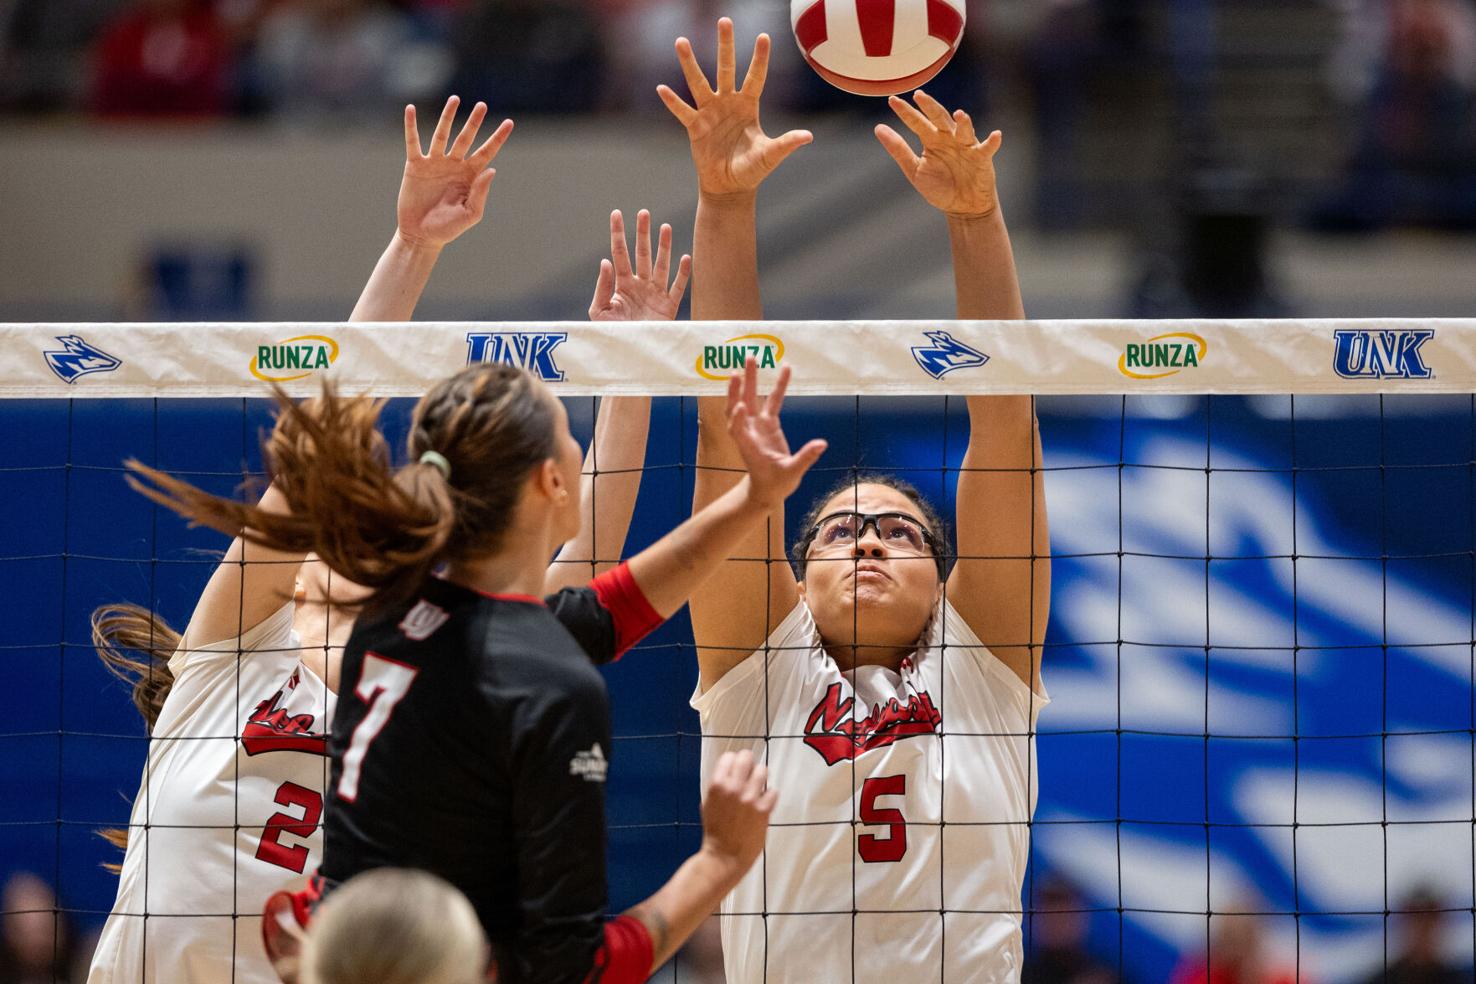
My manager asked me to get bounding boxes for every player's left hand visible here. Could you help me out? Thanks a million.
[726,359,827,508]
[875,90,1003,219]
[589,209,692,322]
[658,18,813,199]
[397,95,514,249]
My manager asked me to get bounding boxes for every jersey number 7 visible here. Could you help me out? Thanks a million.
[336,653,420,802]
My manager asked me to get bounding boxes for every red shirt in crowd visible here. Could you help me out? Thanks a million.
[90,3,230,118]
[1172,961,1300,984]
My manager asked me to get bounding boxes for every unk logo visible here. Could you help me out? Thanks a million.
[911,330,989,379]
[466,332,567,382]
[1333,329,1434,379]
[45,335,121,384]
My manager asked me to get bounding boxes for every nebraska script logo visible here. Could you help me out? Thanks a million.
[243,671,328,757]
[804,682,942,766]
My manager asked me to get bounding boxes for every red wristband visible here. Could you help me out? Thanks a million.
[590,562,663,660]
[583,915,653,984]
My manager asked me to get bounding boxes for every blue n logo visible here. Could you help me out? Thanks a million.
[911,330,989,380]
[45,335,122,384]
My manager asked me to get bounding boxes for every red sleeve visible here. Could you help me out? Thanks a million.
[589,562,663,660]
[583,915,653,984]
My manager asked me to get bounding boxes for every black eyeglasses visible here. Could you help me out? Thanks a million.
[800,511,939,557]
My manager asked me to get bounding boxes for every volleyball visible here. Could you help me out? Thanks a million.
[790,0,966,96]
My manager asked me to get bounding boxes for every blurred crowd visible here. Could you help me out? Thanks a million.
[3,866,1472,984]
[1022,878,1473,984]
[1,0,1475,231]
[1312,0,1476,228]
[0,0,890,118]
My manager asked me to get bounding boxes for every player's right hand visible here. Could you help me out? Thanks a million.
[726,359,827,509]
[701,750,778,871]
[397,95,514,250]
[658,18,812,199]
[875,90,1003,220]
[589,208,692,322]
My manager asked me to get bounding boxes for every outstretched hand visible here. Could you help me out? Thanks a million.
[658,17,812,199]
[701,749,778,872]
[725,359,827,508]
[397,95,514,249]
[589,209,692,322]
[875,90,1003,219]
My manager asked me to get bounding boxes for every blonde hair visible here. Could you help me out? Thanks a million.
[302,869,488,984]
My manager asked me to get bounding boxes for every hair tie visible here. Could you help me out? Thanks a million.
[418,450,452,480]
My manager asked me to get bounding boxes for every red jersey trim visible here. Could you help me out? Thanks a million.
[589,563,663,660]
[584,915,653,984]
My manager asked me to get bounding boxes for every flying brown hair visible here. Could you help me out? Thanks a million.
[124,364,558,618]
[94,364,558,872]
[92,602,182,867]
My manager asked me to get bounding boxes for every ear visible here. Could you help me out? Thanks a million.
[533,457,564,501]
[795,577,808,602]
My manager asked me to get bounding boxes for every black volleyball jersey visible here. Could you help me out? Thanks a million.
[319,564,661,984]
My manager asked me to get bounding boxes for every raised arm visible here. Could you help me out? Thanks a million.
[351,96,512,321]
[623,749,776,972]
[659,18,813,686]
[544,209,692,594]
[877,92,1048,692]
[518,361,818,980]
[175,96,510,650]
[626,359,825,626]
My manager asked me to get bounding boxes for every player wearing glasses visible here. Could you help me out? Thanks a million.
[664,18,1051,984]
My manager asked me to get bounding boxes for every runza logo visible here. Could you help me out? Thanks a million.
[1332,329,1434,379]
[1118,332,1207,379]
[696,333,784,381]
[251,335,339,383]
[803,682,942,766]
[912,329,989,379]
[569,743,607,782]
[465,332,567,382]
[45,335,121,384]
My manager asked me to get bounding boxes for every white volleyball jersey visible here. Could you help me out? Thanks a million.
[692,599,1048,984]
[89,603,335,984]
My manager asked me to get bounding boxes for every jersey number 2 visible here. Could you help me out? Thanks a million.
[858,775,908,863]
[255,782,322,873]
[336,653,420,802]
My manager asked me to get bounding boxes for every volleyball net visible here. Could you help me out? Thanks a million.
[2,319,1474,983]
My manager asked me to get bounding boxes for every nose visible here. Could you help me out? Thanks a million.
[851,526,888,558]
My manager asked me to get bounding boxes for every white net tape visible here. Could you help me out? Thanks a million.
[4,319,1470,398]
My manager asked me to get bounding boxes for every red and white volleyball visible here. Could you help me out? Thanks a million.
[790,0,966,97]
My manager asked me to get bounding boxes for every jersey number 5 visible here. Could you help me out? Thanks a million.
[336,653,420,802]
[858,775,908,863]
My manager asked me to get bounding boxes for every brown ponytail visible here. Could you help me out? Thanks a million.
[93,603,182,733]
[125,364,558,617]
[92,602,183,869]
